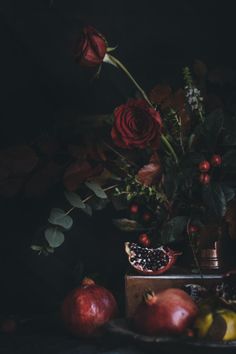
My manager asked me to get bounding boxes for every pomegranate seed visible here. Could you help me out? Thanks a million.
[211,154,222,167]
[198,160,210,172]
[199,173,211,184]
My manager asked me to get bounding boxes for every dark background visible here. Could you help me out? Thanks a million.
[0,0,236,318]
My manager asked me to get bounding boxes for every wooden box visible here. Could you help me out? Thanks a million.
[125,266,226,318]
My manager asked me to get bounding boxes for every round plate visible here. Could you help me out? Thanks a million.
[105,318,236,352]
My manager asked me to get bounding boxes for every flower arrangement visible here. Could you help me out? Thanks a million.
[1,26,236,271]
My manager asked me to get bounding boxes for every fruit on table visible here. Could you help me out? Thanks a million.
[61,277,118,337]
[133,288,198,336]
[194,308,236,341]
[125,242,181,275]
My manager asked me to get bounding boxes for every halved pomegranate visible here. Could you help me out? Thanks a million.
[125,242,181,275]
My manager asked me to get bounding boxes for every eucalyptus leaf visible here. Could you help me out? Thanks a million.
[87,196,109,210]
[64,191,86,209]
[48,208,73,230]
[81,204,93,216]
[85,181,107,199]
[223,150,236,172]
[160,216,188,244]
[45,227,65,248]
[31,245,43,251]
[221,183,235,203]
[202,183,227,218]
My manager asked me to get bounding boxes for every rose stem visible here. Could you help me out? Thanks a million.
[104,54,179,164]
[104,54,153,107]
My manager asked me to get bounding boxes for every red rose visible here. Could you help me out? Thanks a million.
[111,99,162,149]
[75,26,107,67]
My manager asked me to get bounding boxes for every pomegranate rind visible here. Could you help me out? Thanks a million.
[125,242,181,275]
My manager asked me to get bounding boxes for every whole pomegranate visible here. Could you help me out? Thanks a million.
[61,278,118,337]
[133,288,198,336]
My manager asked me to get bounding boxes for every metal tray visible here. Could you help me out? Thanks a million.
[105,318,236,353]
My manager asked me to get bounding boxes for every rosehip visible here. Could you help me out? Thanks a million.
[199,173,211,184]
[130,203,139,214]
[188,225,199,235]
[142,212,152,222]
[138,233,151,247]
[198,160,210,172]
[211,154,222,167]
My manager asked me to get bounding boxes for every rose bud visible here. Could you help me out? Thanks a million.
[75,26,107,67]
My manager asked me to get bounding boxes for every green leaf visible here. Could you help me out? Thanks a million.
[113,218,143,232]
[204,109,224,137]
[160,216,188,244]
[48,208,73,230]
[221,184,235,203]
[87,196,109,211]
[197,109,224,149]
[45,227,65,248]
[111,194,128,211]
[85,181,107,199]
[31,245,42,251]
[81,204,93,216]
[223,150,236,173]
[64,191,86,209]
[202,183,227,218]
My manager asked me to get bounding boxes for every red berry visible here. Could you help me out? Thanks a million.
[199,173,211,184]
[211,154,222,167]
[198,160,210,172]
[188,225,199,235]
[142,212,152,222]
[130,203,139,214]
[138,233,151,247]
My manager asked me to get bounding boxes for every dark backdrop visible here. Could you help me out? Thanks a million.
[0,0,236,316]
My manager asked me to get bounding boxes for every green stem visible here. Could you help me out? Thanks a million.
[106,54,153,107]
[161,135,179,164]
[105,54,179,164]
[64,184,119,216]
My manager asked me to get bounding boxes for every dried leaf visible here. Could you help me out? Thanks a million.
[193,59,207,78]
[63,161,103,192]
[0,177,24,197]
[24,161,62,198]
[0,145,38,177]
[136,153,162,186]
[149,84,172,107]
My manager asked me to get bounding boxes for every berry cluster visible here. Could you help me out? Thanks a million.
[129,202,152,247]
[198,154,222,185]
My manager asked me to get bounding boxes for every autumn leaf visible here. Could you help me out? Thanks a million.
[193,59,207,79]
[63,161,103,192]
[0,145,38,177]
[149,84,172,107]
[24,161,62,198]
[136,153,162,186]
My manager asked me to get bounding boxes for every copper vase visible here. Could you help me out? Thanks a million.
[198,241,223,270]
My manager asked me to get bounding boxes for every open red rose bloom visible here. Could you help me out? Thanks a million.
[111,99,162,149]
